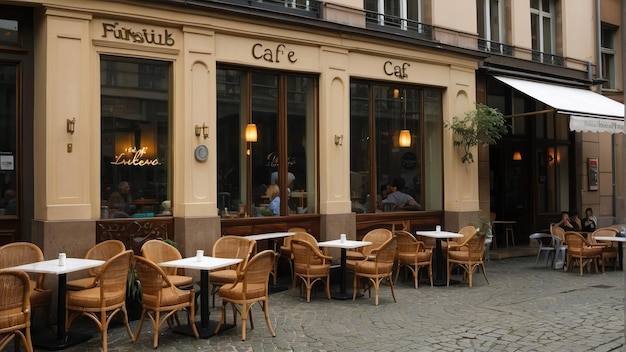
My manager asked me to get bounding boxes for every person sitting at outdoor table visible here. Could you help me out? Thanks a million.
[556,210,580,231]
[581,207,598,232]
[382,177,420,211]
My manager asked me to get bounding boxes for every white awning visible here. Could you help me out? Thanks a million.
[494,76,625,134]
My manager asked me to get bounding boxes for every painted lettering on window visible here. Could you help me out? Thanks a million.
[111,146,161,166]
[102,22,175,47]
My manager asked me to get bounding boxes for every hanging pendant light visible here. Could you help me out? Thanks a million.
[245,124,257,142]
[398,89,411,147]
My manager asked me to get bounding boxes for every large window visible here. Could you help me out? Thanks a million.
[0,64,17,216]
[350,81,443,213]
[217,68,317,217]
[601,24,617,90]
[100,57,171,218]
[530,0,556,62]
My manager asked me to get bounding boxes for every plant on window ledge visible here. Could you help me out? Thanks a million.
[444,103,507,164]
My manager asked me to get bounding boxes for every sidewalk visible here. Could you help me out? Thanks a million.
[24,255,626,351]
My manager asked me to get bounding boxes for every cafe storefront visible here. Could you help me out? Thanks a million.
[1,1,484,260]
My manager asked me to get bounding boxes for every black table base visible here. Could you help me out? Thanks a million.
[173,321,235,339]
[32,331,93,351]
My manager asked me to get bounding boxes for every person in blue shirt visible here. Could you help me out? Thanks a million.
[266,184,280,216]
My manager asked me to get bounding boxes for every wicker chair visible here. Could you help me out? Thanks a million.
[346,228,393,263]
[67,240,126,290]
[590,227,619,271]
[0,270,32,352]
[141,240,193,288]
[209,236,256,307]
[290,239,332,302]
[352,237,397,305]
[214,250,276,341]
[564,231,603,276]
[449,225,477,249]
[278,228,309,278]
[66,250,135,352]
[447,231,488,288]
[280,231,326,280]
[394,230,433,288]
[132,256,199,348]
[0,242,52,324]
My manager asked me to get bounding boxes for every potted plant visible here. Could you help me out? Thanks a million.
[126,258,142,321]
[444,103,507,164]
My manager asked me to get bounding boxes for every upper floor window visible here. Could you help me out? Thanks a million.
[365,0,427,35]
[601,24,617,90]
[477,0,511,54]
[530,0,555,55]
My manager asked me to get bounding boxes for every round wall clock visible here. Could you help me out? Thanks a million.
[195,145,209,162]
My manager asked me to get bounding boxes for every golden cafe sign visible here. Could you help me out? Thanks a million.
[111,146,161,166]
[101,22,175,47]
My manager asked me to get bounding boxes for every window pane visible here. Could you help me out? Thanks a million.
[424,89,442,210]
[350,83,371,213]
[542,17,552,53]
[0,19,18,46]
[489,0,501,42]
[251,73,279,214]
[0,64,17,216]
[216,69,243,212]
[531,13,539,50]
[101,57,170,218]
[530,0,539,10]
[286,75,316,214]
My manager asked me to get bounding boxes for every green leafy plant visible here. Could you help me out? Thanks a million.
[444,103,507,164]
[163,238,177,248]
[471,215,492,238]
[127,261,142,301]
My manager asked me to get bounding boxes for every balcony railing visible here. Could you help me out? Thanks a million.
[222,0,321,18]
[531,50,564,66]
[364,10,433,40]
[477,39,513,56]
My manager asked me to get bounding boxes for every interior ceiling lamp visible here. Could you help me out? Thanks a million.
[245,124,258,142]
[395,88,411,148]
[513,151,522,161]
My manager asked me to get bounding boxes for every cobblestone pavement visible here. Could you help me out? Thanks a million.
[26,256,625,351]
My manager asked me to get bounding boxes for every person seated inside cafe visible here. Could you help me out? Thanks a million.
[266,184,280,216]
[107,181,135,215]
[556,210,581,231]
[382,177,421,211]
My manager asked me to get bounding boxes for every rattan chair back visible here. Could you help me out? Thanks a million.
[361,228,393,256]
[141,240,183,276]
[550,224,567,245]
[86,240,126,276]
[0,242,45,287]
[0,270,32,352]
[212,236,257,270]
[591,227,619,243]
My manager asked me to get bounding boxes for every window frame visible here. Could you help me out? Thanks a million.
[600,24,617,91]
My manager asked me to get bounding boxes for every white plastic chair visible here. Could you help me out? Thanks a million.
[529,233,556,267]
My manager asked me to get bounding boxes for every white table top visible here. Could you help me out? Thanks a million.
[7,258,105,275]
[594,236,626,242]
[245,232,296,241]
[318,239,372,249]
[415,231,464,239]
[159,256,242,271]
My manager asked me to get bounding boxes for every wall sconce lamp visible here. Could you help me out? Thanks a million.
[245,124,258,142]
[66,118,76,134]
[513,151,522,161]
[334,134,343,146]
[195,123,209,139]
